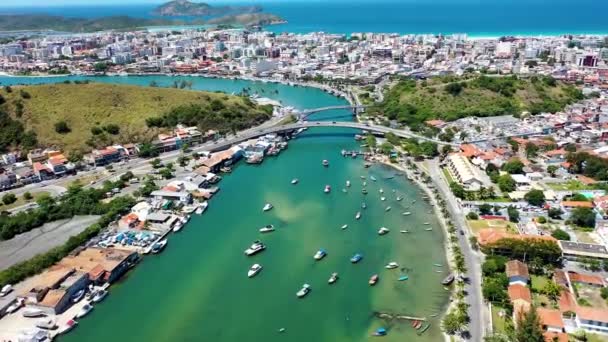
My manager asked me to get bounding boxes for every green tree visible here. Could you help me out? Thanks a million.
[54,120,71,134]
[502,159,524,174]
[442,309,466,334]
[23,192,33,201]
[137,143,159,158]
[525,143,539,158]
[450,182,466,199]
[150,158,162,169]
[551,229,570,241]
[513,307,544,342]
[570,207,596,227]
[507,206,520,223]
[498,174,516,193]
[546,165,558,177]
[365,134,377,148]
[159,168,173,179]
[466,211,479,220]
[548,207,563,219]
[482,276,508,303]
[479,203,493,215]
[2,193,17,205]
[542,281,562,301]
[379,142,393,155]
[524,189,545,207]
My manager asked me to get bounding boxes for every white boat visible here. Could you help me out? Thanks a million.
[314,249,327,260]
[385,206,391,212]
[76,303,93,319]
[380,197,386,201]
[385,262,399,269]
[378,227,390,235]
[324,185,331,193]
[248,264,263,278]
[172,221,184,232]
[346,180,351,187]
[341,224,348,230]
[195,201,209,214]
[263,203,273,212]
[424,222,431,225]
[322,160,329,167]
[297,284,311,298]
[363,181,367,186]
[402,212,411,216]
[370,176,377,181]
[379,189,384,193]
[6,298,24,314]
[328,273,339,284]
[245,240,266,256]
[400,230,410,233]
[259,225,275,233]
[396,197,403,201]
[182,205,197,214]
[36,318,56,330]
[355,212,361,220]
[58,319,78,335]
[92,290,108,303]
[425,228,433,231]
[71,289,85,303]
[361,203,367,209]
[22,308,47,318]
[151,240,167,254]
[291,178,299,184]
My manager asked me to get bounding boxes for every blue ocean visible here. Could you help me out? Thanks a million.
[0,0,607,36]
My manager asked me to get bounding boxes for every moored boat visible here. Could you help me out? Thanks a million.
[151,239,167,254]
[361,202,367,209]
[385,206,391,212]
[355,212,361,220]
[402,212,411,216]
[362,189,368,195]
[263,203,273,211]
[373,327,387,336]
[380,197,386,201]
[76,303,93,319]
[291,178,299,184]
[322,159,329,167]
[71,289,85,303]
[398,275,409,281]
[328,272,339,284]
[370,176,377,181]
[245,240,266,256]
[172,221,184,232]
[324,185,331,193]
[350,253,363,263]
[92,290,108,303]
[379,188,384,193]
[400,230,409,233]
[36,318,56,330]
[369,274,379,286]
[385,262,399,269]
[442,274,455,286]
[341,224,348,230]
[57,319,77,335]
[314,249,327,260]
[195,201,209,214]
[297,284,311,298]
[248,264,263,278]
[346,180,351,187]
[259,225,275,233]
[425,228,433,231]
[378,227,389,235]
[23,308,47,318]
[396,196,402,201]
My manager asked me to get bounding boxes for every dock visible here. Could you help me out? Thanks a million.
[374,311,427,321]
[340,149,371,157]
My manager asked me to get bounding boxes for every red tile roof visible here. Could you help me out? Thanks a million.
[506,260,529,279]
[508,284,532,303]
[576,306,608,324]
[543,332,568,342]
[537,308,565,328]
[561,201,594,208]
[568,272,605,286]
[477,229,556,246]
[558,291,576,313]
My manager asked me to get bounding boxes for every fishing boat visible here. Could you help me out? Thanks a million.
[402,212,411,216]
[259,225,275,233]
[425,228,433,231]
[172,221,183,232]
[360,176,366,180]
[57,319,78,335]
[398,275,409,281]
[263,203,273,211]
[195,201,209,214]
[370,176,377,182]
[328,272,339,284]
[380,197,386,201]
[378,227,390,235]
[379,188,384,193]
[385,262,399,269]
[297,284,311,298]
[151,239,167,254]
[350,253,363,263]
[341,224,348,230]
[396,197,402,201]
[362,189,368,195]
[433,263,443,267]
[400,230,409,233]
[369,274,379,286]
[417,323,431,335]
[346,180,351,187]
[423,222,430,225]
[36,318,57,330]
[314,249,327,260]
[291,178,299,185]
[361,202,367,209]
[92,290,108,303]
[362,181,367,186]
[442,274,455,286]
[412,320,423,329]
[322,160,329,167]
[23,308,47,318]
[324,185,331,193]
[76,303,93,319]
[71,289,85,303]
[373,327,387,336]
[245,240,266,256]
[248,264,263,278]
[385,206,391,212]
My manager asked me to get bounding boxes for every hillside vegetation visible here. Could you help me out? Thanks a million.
[0,82,272,154]
[369,75,584,129]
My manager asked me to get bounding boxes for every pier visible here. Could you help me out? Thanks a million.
[374,311,427,321]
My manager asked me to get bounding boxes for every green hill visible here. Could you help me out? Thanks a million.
[369,75,584,128]
[0,82,272,155]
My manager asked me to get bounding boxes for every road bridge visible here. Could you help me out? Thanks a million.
[296,105,368,120]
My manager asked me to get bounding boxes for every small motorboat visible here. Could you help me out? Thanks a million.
[346,180,351,187]
[6,298,24,314]
[355,212,361,220]
[378,227,390,235]
[342,188,347,193]
[350,253,363,263]
[324,185,331,193]
[92,290,108,303]
[400,230,409,233]
[263,203,273,211]
[370,176,377,181]
[57,319,78,335]
[398,275,409,281]
[392,189,396,193]
[291,178,299,184]
[22,308,47,318]
[361,202,367,209]
[259,225,275,233]
[248,264,263,278]
[385,262,399,269]
[360,176,366,179]
[195,201,209,214]
[380,197,386,201]
[425,228,433,231]
[362,189,368,195]
[328,272,339,284]
[172,221,184,232]
[363,181,367,186]
[373,327,387,336]
[423,222,430,225]
[151,239,167,254]
[341,224,348,230]
[379,188,384,194]
[245,240,266,256]
[322,159,329,167]
[402,212,411,216]
[433,263,443,267]
[76,303,93,319]
[385,206,391,212]
[71,289,85,303]
[396,197,402,201]
[314,249,327,260]
[297,284,311,298]
[369,274,379,286]
[442,274,455,286]
[36,318,56,330]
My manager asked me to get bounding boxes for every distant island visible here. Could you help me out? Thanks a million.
[153,0,262,17]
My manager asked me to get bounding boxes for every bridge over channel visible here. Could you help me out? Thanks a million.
[296,105,368,120]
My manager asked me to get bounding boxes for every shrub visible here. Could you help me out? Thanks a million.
[54,120,71,134]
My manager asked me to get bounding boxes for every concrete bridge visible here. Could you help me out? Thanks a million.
[206,120,458,152]
[296,105,368,119]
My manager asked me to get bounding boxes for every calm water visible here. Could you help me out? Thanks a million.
[1,0,607,36]
[0,75,449,341]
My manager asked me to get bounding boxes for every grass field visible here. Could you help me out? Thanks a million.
[442,167,455,183]
[468,219,517,235]
[531,274,549,293]
[0,191,50,211]
[2,83,269,153]
[547,180,597,191]
[491,305,508,335]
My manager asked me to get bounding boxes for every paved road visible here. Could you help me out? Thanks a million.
[427,159,485,341]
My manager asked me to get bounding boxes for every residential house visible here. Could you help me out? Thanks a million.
[32,162,54,181]
[537,308,566,333]
[85,146,121,166]
[568,271,606,287]
[511,174,532,191]
[506,260,530,286]
[59,247,139,284]
[150,190,192,204]
[575,307,608,334]
[508,284,532,323]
